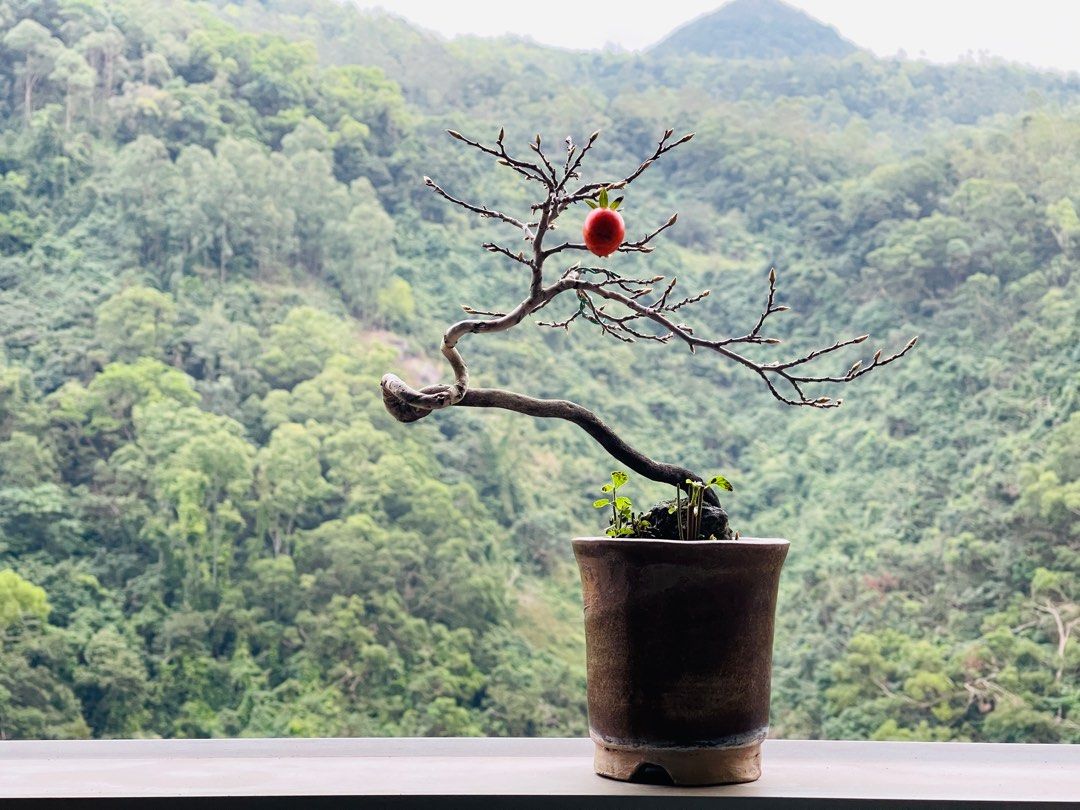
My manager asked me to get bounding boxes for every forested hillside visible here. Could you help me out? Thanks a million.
[0,0,1076,743]
[651,0,858,60]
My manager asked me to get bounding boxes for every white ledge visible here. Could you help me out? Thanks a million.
[0,738,1077,807]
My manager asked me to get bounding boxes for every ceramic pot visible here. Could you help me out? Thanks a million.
[572,537,789,786]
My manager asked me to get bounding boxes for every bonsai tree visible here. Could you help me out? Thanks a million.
[381,128,916,537]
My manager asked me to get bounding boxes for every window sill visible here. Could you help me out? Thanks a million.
[0,737,1075,807]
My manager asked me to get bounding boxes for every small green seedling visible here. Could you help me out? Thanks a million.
[593,471,651,538]
[669,474,734,541]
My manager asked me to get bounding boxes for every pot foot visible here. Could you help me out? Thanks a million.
[592,739,762,786]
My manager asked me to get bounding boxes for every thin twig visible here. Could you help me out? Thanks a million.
[423,176,528,229]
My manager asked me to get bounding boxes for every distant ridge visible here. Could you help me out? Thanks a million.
[650,0,859,60]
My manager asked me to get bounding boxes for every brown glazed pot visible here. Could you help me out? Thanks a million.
[572,536,789,786]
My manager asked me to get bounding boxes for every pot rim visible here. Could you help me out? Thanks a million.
[573,536,788,546]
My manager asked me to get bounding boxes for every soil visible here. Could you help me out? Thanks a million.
[636,499,734,541]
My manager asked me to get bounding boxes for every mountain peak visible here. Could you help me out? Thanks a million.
[650,0,859,60]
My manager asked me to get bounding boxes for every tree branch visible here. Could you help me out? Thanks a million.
[563,129,693,206]
[383,127,917,504]
[423,175,529,230]
[571,275,918,409]
[482,242,530,265]
[447,128,550,187]
[459,387,720,505]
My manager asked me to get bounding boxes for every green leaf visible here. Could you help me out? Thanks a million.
[708,475,734,492]
[610,196,623,211]
[598,187,609,208]
[601,483,613,493]
[585,199,599,209]
[611,471,629,489]
[614,496,632,512]
[593,498,611,509]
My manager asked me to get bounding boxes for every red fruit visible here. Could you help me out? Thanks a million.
[583,207,625,258]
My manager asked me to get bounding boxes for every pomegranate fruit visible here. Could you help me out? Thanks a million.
[582,188,625,257]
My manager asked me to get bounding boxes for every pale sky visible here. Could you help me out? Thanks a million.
[351,0,1080,74]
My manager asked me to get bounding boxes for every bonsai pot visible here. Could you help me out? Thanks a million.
[572,536,789,786]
